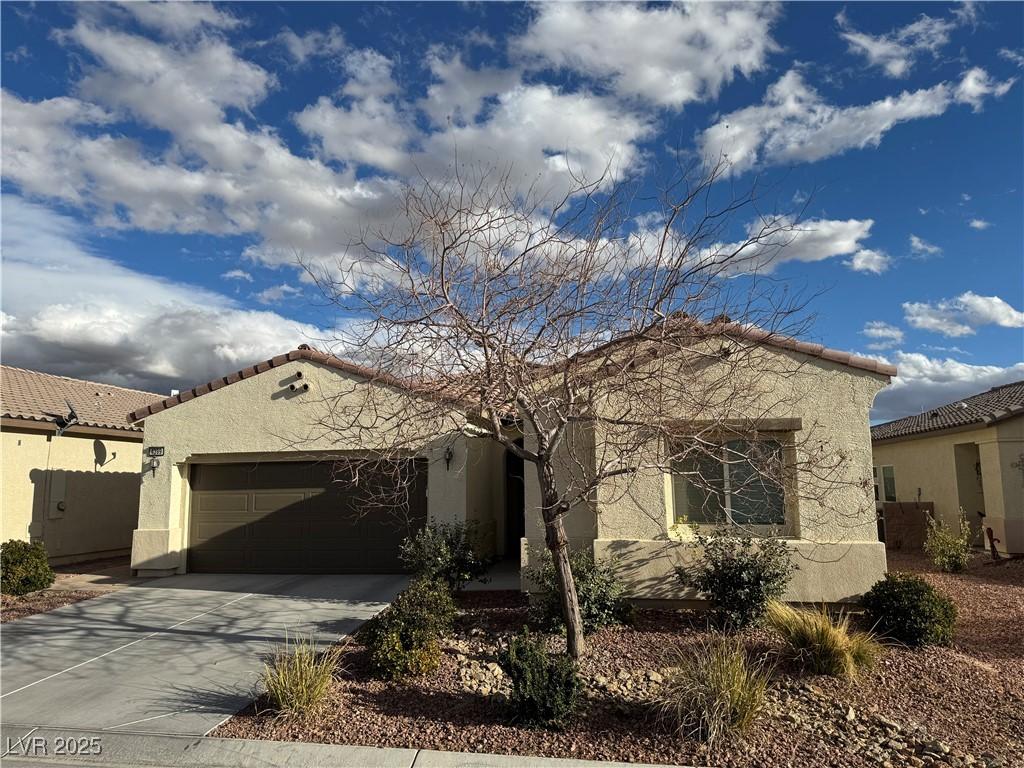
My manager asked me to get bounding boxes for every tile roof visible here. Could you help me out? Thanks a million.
[1,365,162,433]
[128,322,896,424]
[128,346,416,423]
[871,380,1024,442]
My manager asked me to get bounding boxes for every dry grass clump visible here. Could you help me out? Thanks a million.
[260,633,344,717]
[654,636,771,750]
[766,601,882,679]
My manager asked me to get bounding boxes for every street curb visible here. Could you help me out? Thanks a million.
[0,725,696,768]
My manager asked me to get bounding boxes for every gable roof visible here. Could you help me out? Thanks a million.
[871,380,1024,443]
[1,365,161,433]
[128,323,896,424]
[127,346,412,423]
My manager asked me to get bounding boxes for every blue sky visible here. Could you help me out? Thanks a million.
[1,1,1022,420]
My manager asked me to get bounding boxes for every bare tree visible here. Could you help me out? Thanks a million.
[300,159,868,659]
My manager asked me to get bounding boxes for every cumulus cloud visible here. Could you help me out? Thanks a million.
[118,1,241,37]
[700,68,1015,174]
[222,269,253,282]
[0,195,325,392]
[968,218,992,230]
[708,216,879,274]
[909,234,942,256]
[903,292,1024,337]
[862,321,905,350]
[836,9,954,78]
[276,26,345,66]
[516,2,780,109]
[872,352,1024,422]
[845,249,891,274]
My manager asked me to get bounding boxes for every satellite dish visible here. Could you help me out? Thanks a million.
[56,398,80,437]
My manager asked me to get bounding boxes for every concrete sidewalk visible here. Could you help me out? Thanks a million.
[0,726,695,768]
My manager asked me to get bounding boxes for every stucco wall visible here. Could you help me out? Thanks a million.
[132,359,471,574]
[872,415,1022,554]
[522,344,890,601]
[2,426,142,563]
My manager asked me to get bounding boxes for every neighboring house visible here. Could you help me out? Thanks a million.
[129,339,893,603]
[1,366,160,564]
[871,382,1024,556]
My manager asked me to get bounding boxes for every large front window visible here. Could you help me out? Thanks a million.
[673,439,786,526]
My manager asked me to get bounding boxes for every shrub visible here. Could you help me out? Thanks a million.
[676,529,796,630]
[527,549,627,634]
[766,601,882,679]
[357,577,456,679]
[924,510,973,573]
[861,573,957,647]
[654,636,771,749]
[399,520,490,592]
[498,629,580,729]
[1,540,55,596]
[261,633,343,717]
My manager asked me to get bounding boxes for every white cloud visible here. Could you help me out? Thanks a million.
[277,26,345,66]
[118,1,241,37]
[845,249,891,274]
[420,49,521,127]
[1000,48,1024,69]
[700,68,1015,174]
[222,269,253,282]
[516,2,780,109]
[836,10,954,78]
[903,292,1024,337]
[711,216,878,274]
[954,67,1017,112]
[909,234,942,256]
[0,195,326,392]
[255,283,302,304]
[968,218,991,230]
[872,352,1024,422]
[862,321,905,350]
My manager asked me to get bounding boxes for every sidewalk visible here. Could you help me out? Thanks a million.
[0,726,695,768]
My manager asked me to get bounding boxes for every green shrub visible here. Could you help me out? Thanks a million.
[862,573,957,647]
[498,629,580,729]
[399,520,490,592]
[357,577,456,679]
[1,540,55,596]
[924,510,972,573]
[527,549,627,634]
[261,633,343,717]
[654,636,771,749]
[676,530,796,630]
[766,601,882,679]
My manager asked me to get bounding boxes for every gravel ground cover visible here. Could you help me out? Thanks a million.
[1,589,102,622]
[217,557,1024,767]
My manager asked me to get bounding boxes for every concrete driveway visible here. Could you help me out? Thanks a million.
[0,573,405,736]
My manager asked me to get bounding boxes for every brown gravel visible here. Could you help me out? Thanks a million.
[216,560,1024,767]
[1,590,103,622]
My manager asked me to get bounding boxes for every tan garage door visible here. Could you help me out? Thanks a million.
[187,460,426,573]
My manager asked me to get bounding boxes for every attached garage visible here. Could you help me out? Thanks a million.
[188,460,427,573]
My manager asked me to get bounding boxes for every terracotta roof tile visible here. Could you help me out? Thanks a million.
[1,366,162,433]
[871,380,1024,442]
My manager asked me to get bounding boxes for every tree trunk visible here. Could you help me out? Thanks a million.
[537,458,586,659]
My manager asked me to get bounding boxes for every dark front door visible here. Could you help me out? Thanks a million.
[188,459,427,573]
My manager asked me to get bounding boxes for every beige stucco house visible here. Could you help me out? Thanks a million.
[128,335,894,605]
[872,382,1024,555]
[1,366,160,564]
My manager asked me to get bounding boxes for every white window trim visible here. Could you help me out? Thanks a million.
[880,465,897,503]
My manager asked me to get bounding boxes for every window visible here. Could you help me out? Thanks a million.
[881,465,896,502]
[872,466,879,502]
[672,439,786,527]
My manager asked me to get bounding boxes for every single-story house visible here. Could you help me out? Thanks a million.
[872,381,1024,555]
[1,366,160,564]
[128,332,894,604]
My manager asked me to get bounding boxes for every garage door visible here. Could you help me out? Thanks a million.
[187,460,427,573]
